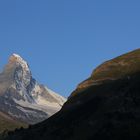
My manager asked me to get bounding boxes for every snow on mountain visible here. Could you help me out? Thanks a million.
[0,54,66,124]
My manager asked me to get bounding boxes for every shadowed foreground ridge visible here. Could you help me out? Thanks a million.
[4,48,140,140]
[71,48,140,97]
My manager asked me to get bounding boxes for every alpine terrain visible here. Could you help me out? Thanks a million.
[5,48,140,140]
[0,54,66,133]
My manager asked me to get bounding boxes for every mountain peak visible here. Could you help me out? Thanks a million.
[2,53,32,88]
[9,53,27,64]
[11,53,24,62]
[12,53,21,58]
[0,54,66,125]
[8,53,30,74]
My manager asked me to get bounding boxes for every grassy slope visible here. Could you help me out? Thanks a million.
[71,49,140,97]
[92,48,140,81]
[0,112,27,134]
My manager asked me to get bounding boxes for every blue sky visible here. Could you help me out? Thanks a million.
[0,0,140,97]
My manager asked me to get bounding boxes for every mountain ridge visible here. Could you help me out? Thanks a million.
[70,48,140,98]
[5,48,140,140]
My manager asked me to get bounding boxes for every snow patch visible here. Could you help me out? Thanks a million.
[14,98,61,115]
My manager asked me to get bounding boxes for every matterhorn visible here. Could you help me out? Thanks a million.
[0,54,66,125]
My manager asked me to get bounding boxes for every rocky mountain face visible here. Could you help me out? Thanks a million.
[0,54,66,127]
[5,49,140,140]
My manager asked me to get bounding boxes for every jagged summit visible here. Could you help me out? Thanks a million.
[11,53,22,59]
[0,54,66,125]
[9,53,26,63]
[8,53,29,71]
[4,54,31,88]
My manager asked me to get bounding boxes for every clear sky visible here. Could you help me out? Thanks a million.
[0,0,140,97]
